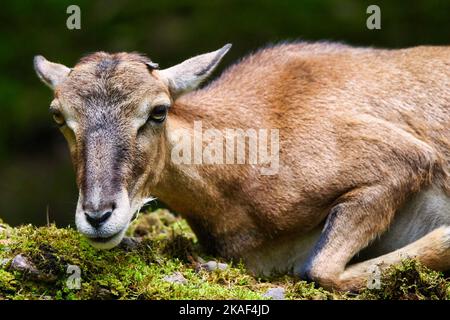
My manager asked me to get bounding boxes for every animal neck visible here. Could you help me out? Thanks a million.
[151,87,275,214]
[152,95,225,216]
[147,80,280,257]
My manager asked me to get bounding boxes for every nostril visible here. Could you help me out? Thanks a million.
[84,210,113,228]
[99,211,112,223]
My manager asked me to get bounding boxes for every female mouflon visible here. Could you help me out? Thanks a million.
[34,42,450,291]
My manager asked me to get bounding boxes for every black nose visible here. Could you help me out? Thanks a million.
[83,200,116,228]
[84,210,113,228]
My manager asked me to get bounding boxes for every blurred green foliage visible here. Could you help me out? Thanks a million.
[0,0,449,226]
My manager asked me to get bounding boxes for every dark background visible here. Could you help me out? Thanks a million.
[0,0,449,227]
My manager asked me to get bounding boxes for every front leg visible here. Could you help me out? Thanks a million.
[294,115,445,291]
[297,183,403,291]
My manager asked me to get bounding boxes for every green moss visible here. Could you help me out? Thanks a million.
[0,210,448,300]
[0,270,16,292]
[359,259,449,300]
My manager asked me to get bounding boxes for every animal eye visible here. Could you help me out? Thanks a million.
[149,105,168,123]
[51,110,65,126]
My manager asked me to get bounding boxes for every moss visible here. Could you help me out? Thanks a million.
[0,270,16,292]
[0,209,448,300]
[359,259,450,300]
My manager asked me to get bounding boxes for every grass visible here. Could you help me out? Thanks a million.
[0,210,449,300]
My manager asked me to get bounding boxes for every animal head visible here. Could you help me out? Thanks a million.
[33,44,231,249]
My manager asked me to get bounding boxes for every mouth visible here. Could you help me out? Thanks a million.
[86,227,127,249]
[89,232,121,243]
[84,210,140,249]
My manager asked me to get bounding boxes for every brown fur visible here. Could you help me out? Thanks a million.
[35,42,450,291]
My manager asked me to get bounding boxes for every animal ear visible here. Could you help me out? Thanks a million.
[159,44,231,97]
[33,55,71,89]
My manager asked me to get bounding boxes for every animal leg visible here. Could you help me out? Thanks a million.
[338,225,450,290]
[297,184,410,291]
